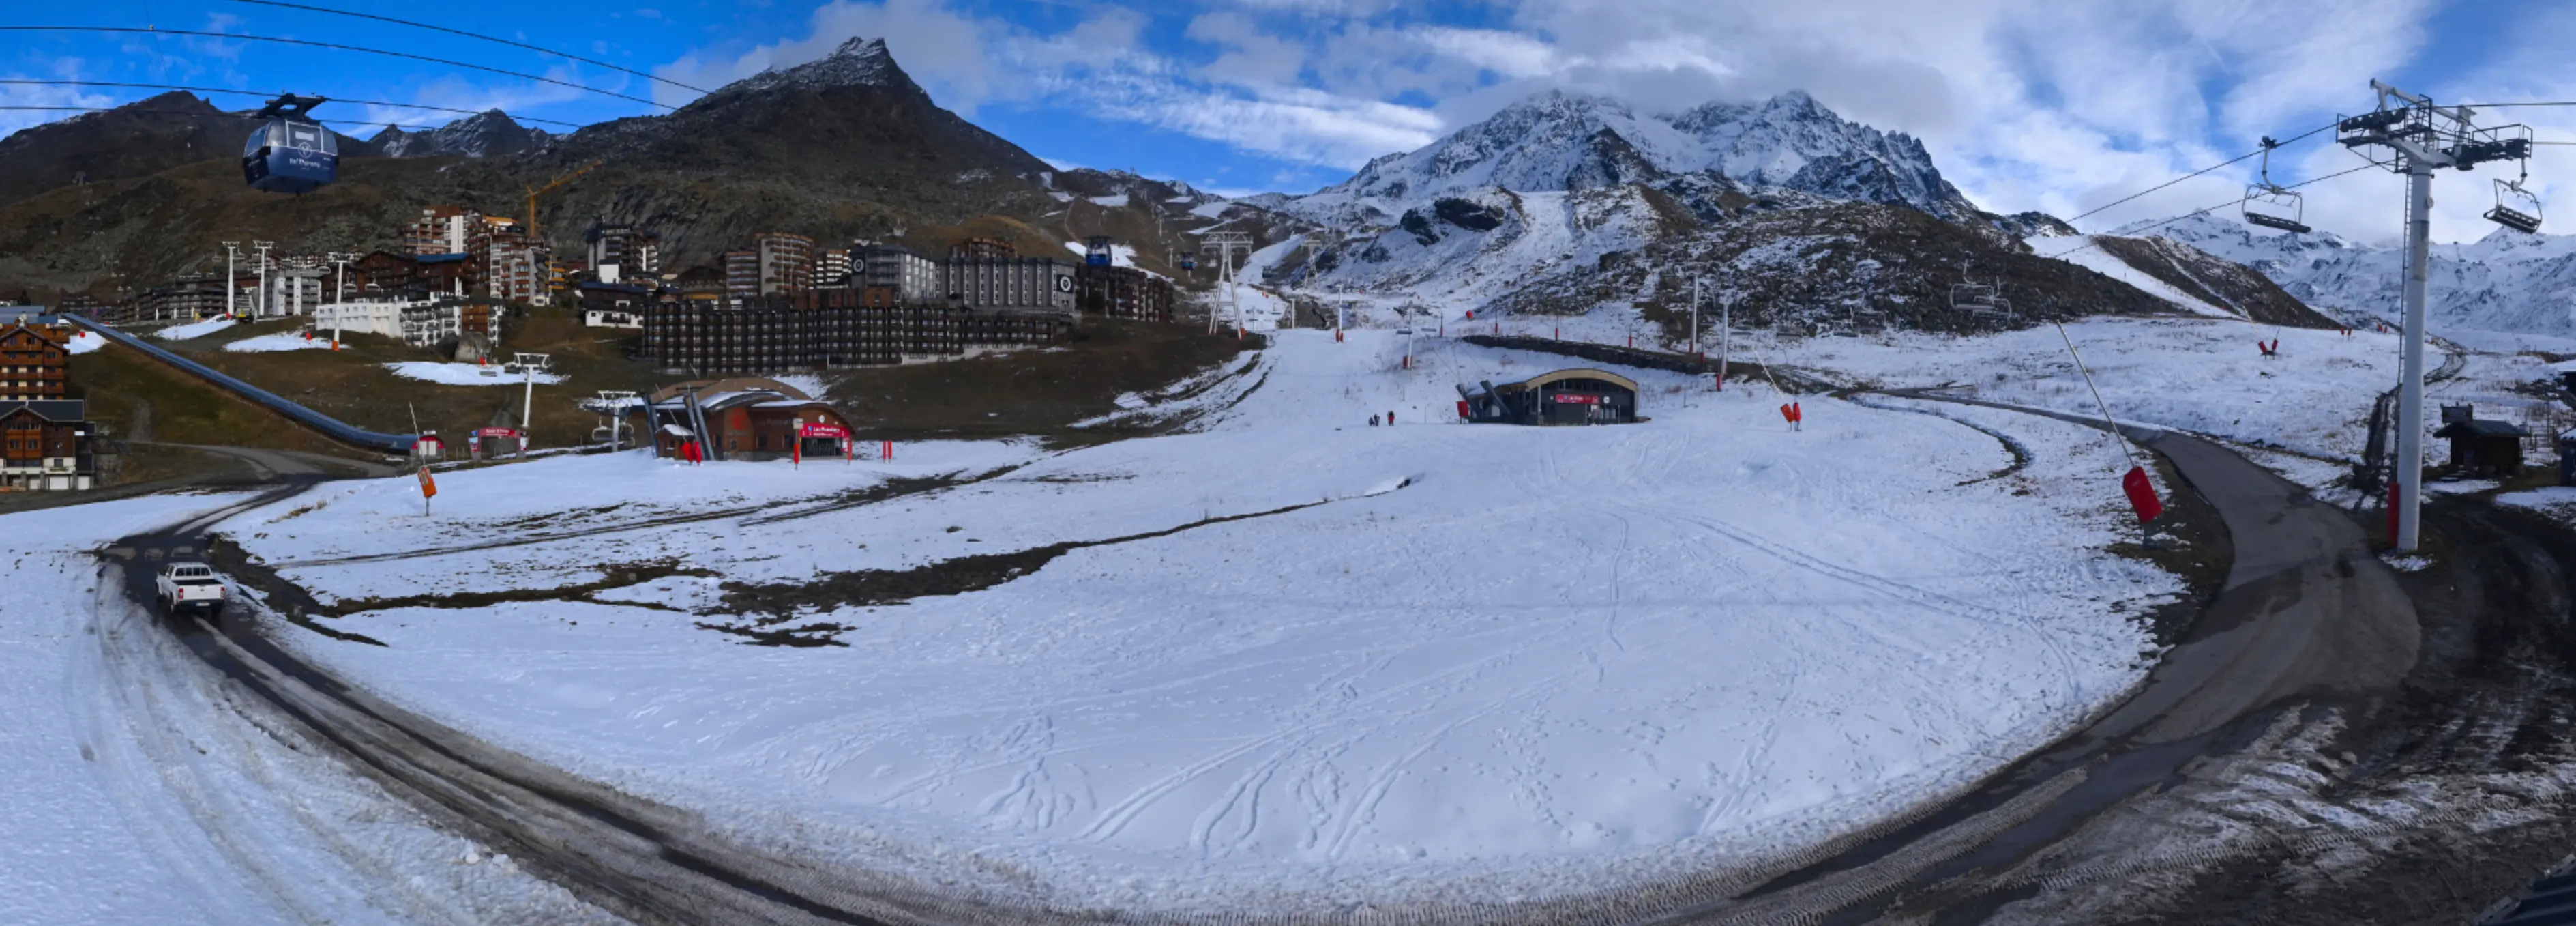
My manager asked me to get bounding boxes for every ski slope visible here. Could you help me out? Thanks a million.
[231,330,2181,915]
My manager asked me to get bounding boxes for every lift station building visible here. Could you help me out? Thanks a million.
[1458,369,1640,425]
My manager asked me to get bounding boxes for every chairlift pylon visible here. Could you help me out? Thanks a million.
[241,93,337,194]
[2488,177,2543,234]
[2242,136,2312,234]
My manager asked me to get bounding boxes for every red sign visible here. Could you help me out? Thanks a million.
[474,426,521,438]
[416,467,438,500]
[800,423,850,439]
[1456,400,1472,419]
[2122,465,2163,524]
[1550,393,1603,405]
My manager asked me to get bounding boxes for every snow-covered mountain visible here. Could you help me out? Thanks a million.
[362,110,552,159]
[2137,212,2576,337]
[1285,90,1974,227]
[1242,87,2318,336]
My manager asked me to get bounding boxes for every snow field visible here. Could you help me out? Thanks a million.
[383,361,566,386]
[1766,316,2549,466]
[0,495,603,925]
[222,332,329,353]
[237,438,1046,573]
[66,330,104,353]
[151,317,236,341]
[2031,235,2236,318]
[241,330,2182,914]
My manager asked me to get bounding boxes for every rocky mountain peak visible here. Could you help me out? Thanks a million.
[1301,87,1974,220]
[365,108,550,159]
[715,35,906,100]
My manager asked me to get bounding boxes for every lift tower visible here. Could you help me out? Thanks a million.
[2338,80,2536,551]
[1196,231,1255,337]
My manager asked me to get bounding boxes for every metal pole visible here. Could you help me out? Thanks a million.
[254,242,273,319]
[1690,277,1700,356]
[2395,160,2433,551]
[1718,293,1731,391]
[522,364,537,450]
[221,243,237,321]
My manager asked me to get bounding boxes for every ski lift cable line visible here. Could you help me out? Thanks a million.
[2041,162,2381,262]
[2064,121,2339,226]
[0,27,671,111]
[0,79,587,128]
[216,0,711,96]
[0,104,481,132]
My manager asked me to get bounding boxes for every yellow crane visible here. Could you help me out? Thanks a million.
[522,159,602,245]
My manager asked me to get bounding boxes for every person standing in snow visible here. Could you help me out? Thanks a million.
[1386,409,1395,425]
[1369,414,1380,426]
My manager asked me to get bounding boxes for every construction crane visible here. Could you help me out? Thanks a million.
[523,160,602,244]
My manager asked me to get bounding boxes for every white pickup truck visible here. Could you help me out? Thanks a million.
[154,562,228,618]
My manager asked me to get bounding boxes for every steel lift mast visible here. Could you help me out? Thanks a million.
[2338,80,2536,551]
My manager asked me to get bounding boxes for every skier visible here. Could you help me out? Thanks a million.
[1386,409,1395,426]
[1369,414,1380,426]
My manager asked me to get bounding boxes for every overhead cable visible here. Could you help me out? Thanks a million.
[0,104,460,132]
[2065,121,2338,226]
[0,26,669,111]
[0,79,585,127]
[216,0,709,96]
[2043,162,2380,261]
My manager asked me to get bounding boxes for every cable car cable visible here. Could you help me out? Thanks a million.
[2064,120,2337,226]
[0,79,586,128]
[2043,162,2378,261]
[0,26,670,111]
[214,0,710,96]
[0,103,464,132]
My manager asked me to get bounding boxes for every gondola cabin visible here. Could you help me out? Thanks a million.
[242,95,338,194]
[1457,369,1640,425]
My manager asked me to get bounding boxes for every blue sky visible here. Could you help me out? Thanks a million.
[5,1,2575,242]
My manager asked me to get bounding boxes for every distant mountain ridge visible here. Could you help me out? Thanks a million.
[358,110,552,159]
[1294,89,1976,222]
[1215,85,2341,338]
[2133,212,2576,338]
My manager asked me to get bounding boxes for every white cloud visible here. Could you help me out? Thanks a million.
[0,61,117,137]
[644,0,2576,240]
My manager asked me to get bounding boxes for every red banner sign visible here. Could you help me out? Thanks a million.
[1550,393,1603,405]
[2122,465,2163,524]
[474,426,520,438]
[800,423,850,439]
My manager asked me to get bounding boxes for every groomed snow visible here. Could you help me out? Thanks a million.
[222,332,328,353]
[1203,281,1290,332]
[65,330,104,353]
[152,317,236,341]
[236,330,2180,914]
[2030,236,2234,318]
[385,361,566,386]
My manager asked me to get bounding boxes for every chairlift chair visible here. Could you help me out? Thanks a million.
[2241,136,2313,234]
[1949,281,2014,320]
[2489,178,2544,234]
[241,94,338,194]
